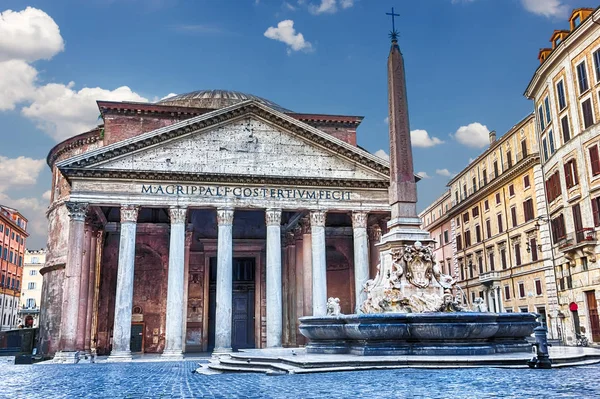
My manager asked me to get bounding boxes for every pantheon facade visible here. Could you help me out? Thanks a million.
[39,90,398,359]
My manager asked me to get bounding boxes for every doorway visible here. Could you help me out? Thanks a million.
[208,257,256,351]
[130,323,144,353]
[586,291,600,342]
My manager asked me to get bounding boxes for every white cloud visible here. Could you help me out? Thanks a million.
[384,116,389,125]
[0,60,37,110]
[411,129,444,148]
[374,149,389,161]
[0,156,45,192]
[264,20,313,53]
[308,0,353,14]
[42,190,51,201]
[453,122,490,148]
[0,7,64,62]
[520,0,569,18]
[436,169,453,177]
[416,171,432,179]
[22,83,148,141]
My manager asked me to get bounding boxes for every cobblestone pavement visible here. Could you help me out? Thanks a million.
[0,360,598,399]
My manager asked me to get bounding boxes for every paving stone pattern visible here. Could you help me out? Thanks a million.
[0,361,598,399]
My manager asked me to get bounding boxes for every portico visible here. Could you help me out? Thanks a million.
[46,98,397,359]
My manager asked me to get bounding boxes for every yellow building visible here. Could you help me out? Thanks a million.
[525,7,600,345]
[419,190,454,277]
[18,249,46,328]
[445,114,560,339]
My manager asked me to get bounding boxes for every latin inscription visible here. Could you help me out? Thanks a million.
[141,184,352,201]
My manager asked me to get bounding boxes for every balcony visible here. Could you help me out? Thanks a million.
[479,271,501,286]
[558,228,597,261]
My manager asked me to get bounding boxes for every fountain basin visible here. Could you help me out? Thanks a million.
[299,312,539,356]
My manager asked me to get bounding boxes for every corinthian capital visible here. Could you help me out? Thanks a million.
[368,224,382,241]
[65,202,89,222]
[217,208,234,226]
[169,206,187,224]
[265,208,282,226]
[352,211,368,229]
[300,216,311,234]
[310,210,326,228]
[120,205,140,223]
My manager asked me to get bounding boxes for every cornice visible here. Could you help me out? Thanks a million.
[448,154,540,216]
[58,101,390,177]
[62,168,390,189]
[47,129,102,167]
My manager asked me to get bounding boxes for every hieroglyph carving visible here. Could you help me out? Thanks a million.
[120,205,140,223]
[65,202,89,222]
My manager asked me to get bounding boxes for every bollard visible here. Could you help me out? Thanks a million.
[527,325,552,369]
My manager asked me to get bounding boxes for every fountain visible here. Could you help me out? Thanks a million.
[297,16,539,357]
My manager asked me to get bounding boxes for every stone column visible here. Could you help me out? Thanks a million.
[163,206,188,359]
[265,208,283,347]
[56,202,88,361]
[294,227,305,345]
[108,205,140,362]
[76,220,93,352]
[368,225,382,279]
[181,230,193,353]
[301,218,313,317]
[493,287,500,313]
[310,210,327,316]
[286,232,297,345]
[84,228,100,354]
[214,208,234,353]
[496,286,503,313]
[352,211,369,313]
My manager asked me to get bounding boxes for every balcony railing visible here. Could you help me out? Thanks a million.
[558,228,597,251]
[478,271,501,285]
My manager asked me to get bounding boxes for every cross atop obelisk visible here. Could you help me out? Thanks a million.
[385,8,420,232]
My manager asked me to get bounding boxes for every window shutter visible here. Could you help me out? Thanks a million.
[564,162,572,188]
[592,197,600,227]
[590,145,600,176]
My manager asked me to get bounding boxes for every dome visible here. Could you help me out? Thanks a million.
[156,89,291,112]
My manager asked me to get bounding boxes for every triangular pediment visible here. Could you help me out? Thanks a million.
[58,101,390,186]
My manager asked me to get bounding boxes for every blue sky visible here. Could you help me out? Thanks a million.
[0,0,594,248]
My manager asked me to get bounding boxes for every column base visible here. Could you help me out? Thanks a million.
[53,351,80,364]
[107,350,133,362]
[161,349,184,360]
[212,347,232,359]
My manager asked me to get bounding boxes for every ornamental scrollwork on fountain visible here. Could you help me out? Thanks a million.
[402,242,434,289]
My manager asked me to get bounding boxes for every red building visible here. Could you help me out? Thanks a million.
[0,205,28,330]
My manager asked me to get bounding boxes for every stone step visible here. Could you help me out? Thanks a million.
[216,357,299,374]
[208,363,285,375]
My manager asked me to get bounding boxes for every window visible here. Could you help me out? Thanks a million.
[460,263,465,281]
[538,105,545,131]
[544,96,551,124]
[478,256,484,274]
[463,184,467,199]
[472,177,477,192]
[530,238,538,262]
[493,161,499,177]
[535,280,543,296]
[484,200,489,211]
[582,257,589,271]
[444,230,449,244]
[511,207,518,227]
[523,198,535,222]
[471,292,476,303]
[488,251,495,271]
[509,184,515,196]
[475,225,481,243]
[589,145,600,176]
[573,14,581,28]
[545,171,561,202]
[548,130,555,154]
[518,282,526,298]
[464,231,472,247]
[28,282,35,290]
[542,137,549,161]
[500,247,507,269]
[561,116,570,143]
[551,214,566,243]
[456,235,462,251]
[524,175,530,189]
[456,217,460,227]
[482,170,487,185]
[515,243,522,266]
[593,49,600,82]
[564,159,579,188]
[521,139,528,157]
[455,191,459,204]
[486,219,492,239]
[472,207,479,218]
[577,61,589,94]
[556,80,566,110]
[504,285,511,300]
[463,212,469,223]
[29,269,37,276]
[497,214,503,233]
[506,150,512,168]
[495,193,501,205]
[582,98,594,129]
[26,298,35,308]
[592,196,600,226]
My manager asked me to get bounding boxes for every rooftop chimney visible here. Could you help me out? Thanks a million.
[489,130,497,146]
